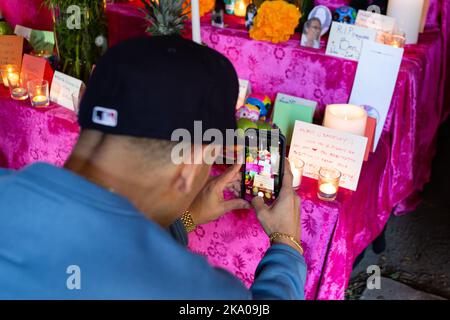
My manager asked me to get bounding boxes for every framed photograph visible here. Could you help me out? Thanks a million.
[301,18,322,49]
[308,5,332,36]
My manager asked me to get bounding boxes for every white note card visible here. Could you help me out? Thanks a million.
[355,10,396,34]
[349,41,404,151]
[289,121,368,191]
[14,25,32,41]
[50,71,84,111]
[326,22,377,61]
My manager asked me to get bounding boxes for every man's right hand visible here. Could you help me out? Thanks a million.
[251,158,302,254]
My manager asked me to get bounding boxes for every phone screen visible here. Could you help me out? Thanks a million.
[242,130,285,205]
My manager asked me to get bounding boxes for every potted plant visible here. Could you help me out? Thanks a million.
[45,0,108,83]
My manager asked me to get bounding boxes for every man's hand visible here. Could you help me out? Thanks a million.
[252,159,302,252]
[188,164,250,226]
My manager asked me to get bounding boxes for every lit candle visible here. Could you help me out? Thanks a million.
[1,65,18,87]
[318,183,338,200]
[317,167,341,202]
[391,35,406,48]
[11,87,28,100]
[31,95,49,107]
[387,0,424,45]
[234,0,247,17]
[191,0,201,44]
[7,73,19,87]
[323,104,368,136]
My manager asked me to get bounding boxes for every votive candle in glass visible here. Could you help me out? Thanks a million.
[391,30,406,48]
[234,0,247,17]
[0,64,19,87]
[7,72,29,101]
[28,79,50,108]
[323,104,368,136]
[317,167,341,201]
[291,158,305,189]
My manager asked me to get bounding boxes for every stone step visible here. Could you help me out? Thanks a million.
[360,277,447,300]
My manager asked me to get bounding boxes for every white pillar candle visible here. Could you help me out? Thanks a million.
[290,159,304,189]
[191,0,202,44]
[323,104,368,136]
[387,0,424,45]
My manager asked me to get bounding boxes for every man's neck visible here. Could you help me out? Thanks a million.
[64,155,173,227]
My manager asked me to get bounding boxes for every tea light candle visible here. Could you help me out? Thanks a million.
[234,0,247,17]
[1,65,18,87]
[391,34,406,48]
[7,73,19,87]
[317,167,341,202]
[11,87,28,100]
[31,95,49,107]
[387,0,424,45]
[323,104,368,136]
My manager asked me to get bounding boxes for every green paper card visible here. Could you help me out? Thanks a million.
[273,93,317,145]
[29,30,55,52]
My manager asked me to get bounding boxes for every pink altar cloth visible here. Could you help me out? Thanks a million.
[0,0,449,299]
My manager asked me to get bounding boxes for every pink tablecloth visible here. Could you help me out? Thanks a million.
[0,0,449,300]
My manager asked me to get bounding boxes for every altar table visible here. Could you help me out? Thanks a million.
[0,0,449,300]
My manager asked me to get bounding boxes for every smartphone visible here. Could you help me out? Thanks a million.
[241,129,286,205]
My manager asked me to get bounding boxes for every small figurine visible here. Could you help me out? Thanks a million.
[246,94,272,120]
[236,104,260,122]
[224,0,235,15]
[245,3,258,30]
[333,6,357,25]
[211,0,225,28]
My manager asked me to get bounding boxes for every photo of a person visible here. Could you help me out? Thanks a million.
[308,5,332,36]
[301,18,322,49]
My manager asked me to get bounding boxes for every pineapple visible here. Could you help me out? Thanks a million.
[141,0,188,36]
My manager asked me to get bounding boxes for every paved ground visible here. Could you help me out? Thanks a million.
[346,118,450,300]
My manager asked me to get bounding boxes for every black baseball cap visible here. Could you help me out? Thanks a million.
[78,35,239,140]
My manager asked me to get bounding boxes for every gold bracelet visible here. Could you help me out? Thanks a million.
[180,210,197,233]
[269,232,304,255]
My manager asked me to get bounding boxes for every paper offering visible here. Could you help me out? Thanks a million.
[349,41,404,151]
[326,22,377,61]
[50,71,84,111]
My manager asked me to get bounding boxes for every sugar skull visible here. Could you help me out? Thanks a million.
[333,6,357,25]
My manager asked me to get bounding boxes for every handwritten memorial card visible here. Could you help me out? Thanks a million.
[289,121,368,191]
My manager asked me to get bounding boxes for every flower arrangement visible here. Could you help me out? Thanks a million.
[249,0,301,44]
[183,0,216,18]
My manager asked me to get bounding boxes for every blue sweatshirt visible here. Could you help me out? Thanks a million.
[0,163,306,299]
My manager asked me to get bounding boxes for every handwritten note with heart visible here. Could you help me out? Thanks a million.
[288,121,368,191]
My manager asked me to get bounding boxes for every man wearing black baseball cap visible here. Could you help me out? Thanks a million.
[0,36,306,299]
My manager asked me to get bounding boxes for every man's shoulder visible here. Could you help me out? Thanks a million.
[0,168,12,177]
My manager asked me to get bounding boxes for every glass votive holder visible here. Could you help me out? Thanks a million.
[27,79,50,108]
[391,31,406,48]
[291,158,305,189]
[7,72,29,101]
[0,64,19,87]
[317,167,341,202]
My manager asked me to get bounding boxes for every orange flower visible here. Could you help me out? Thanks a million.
[184,0,216,18]
[250,0,301,43]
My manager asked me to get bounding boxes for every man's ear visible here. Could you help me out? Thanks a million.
[173,144,206,194]
[173,163,200,194]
